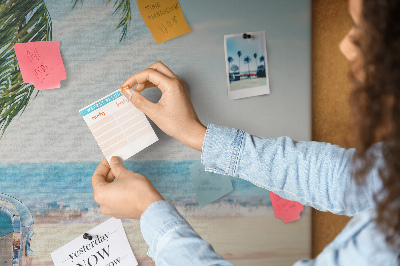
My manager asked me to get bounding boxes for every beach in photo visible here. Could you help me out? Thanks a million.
[225,31,270,100]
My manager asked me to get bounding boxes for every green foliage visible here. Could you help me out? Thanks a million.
[0,0,52,137]
[0,0,132,138]
[72,0,132,41]
[111,0,131,41]
[72,0,83,9]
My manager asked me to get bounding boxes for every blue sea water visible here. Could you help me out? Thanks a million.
[0,210,12,237]
[0,160,271,215]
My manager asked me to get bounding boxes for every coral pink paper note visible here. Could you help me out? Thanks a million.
[269,191,304,223]
[14,41,66,90]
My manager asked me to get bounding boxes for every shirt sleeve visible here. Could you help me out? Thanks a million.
[140,200,235,266]
[201,124,383,216]
[293,210,399,266]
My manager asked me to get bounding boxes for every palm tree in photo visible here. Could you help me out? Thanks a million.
[231,64,239,73]
[260,55,266,71]
[227,56,234,73]
[230,64,239,83]
[253,53,257,75]
[244,56,252,78]
[237,51,242,78]
[258,55,266,77]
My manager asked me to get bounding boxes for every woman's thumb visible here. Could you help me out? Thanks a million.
[109,156,127,177]
[122,88,153,115]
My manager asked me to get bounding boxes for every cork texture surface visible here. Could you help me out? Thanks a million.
[312,0,353,258]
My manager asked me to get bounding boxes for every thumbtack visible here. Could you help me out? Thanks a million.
[120,85,130,93]
[83,233,93,240]
[242,33,251,39]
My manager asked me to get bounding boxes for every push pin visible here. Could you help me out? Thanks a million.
[83,233,93,240]
[120,85,130,93]
[242,33,251,39]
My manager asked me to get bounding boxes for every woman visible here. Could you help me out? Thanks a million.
[91,0,400,264]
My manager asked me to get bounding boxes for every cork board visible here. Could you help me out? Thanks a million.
[312,0,353,258]
[0,1,312,265]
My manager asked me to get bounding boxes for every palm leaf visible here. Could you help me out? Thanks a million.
[0,0,52,138]
[72,0,131,41]
[110,0,131,41]
[71,0,83,9]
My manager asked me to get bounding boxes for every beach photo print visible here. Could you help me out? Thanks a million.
[224,31,270,100]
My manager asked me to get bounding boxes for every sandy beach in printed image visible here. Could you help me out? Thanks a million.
[30,206,311,265]
[0,161,310,265]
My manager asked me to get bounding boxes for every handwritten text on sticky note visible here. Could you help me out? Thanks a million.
[269,191,304,223]
[137,0,191,44]
[51,218,137,266]
[190,161,233,208]
[14,41,66,90]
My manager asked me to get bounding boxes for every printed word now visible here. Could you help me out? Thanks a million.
[76,245,110,266]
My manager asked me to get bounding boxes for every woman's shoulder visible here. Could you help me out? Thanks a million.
[323,209,399,265]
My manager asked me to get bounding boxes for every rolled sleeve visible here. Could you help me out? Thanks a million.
[201,123,245,176]
[200,124,381,216]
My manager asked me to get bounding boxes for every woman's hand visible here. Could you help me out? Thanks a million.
[120,61,206,151]
[91,157,164,219]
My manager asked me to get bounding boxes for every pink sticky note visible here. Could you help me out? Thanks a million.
[14,41,66,90]
[269,191,304,223]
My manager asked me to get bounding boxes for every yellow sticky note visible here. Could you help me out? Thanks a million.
[137,0,191,44]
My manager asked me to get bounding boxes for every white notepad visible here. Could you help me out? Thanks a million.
[79,90,158,162]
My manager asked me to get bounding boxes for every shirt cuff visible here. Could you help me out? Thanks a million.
[140,200,192,260]
[201,124,245,176]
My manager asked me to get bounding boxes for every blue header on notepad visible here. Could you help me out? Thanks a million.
[80,91,123,116]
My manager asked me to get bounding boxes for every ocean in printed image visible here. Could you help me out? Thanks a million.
[0,160,310,266]
[0,160,272,220]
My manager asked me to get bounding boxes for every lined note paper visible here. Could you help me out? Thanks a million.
[79,90,158,162]
[14,41,66,90]
[137,0,191,43]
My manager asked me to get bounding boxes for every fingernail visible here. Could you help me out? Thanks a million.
[123,89,133,100]
[110,156,122,165]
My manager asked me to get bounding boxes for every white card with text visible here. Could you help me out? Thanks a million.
[79,90,158,162]
[51,218,138,266]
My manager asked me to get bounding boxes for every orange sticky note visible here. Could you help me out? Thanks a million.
[137,0,191,44]
[269,191,304,223]
[14,41,66,90]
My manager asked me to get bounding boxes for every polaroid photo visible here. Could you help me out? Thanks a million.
[224,31,270,100]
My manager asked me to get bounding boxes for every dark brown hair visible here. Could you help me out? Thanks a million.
[350,0,400,255]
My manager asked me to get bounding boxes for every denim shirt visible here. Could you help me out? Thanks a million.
[140,124,399,265]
